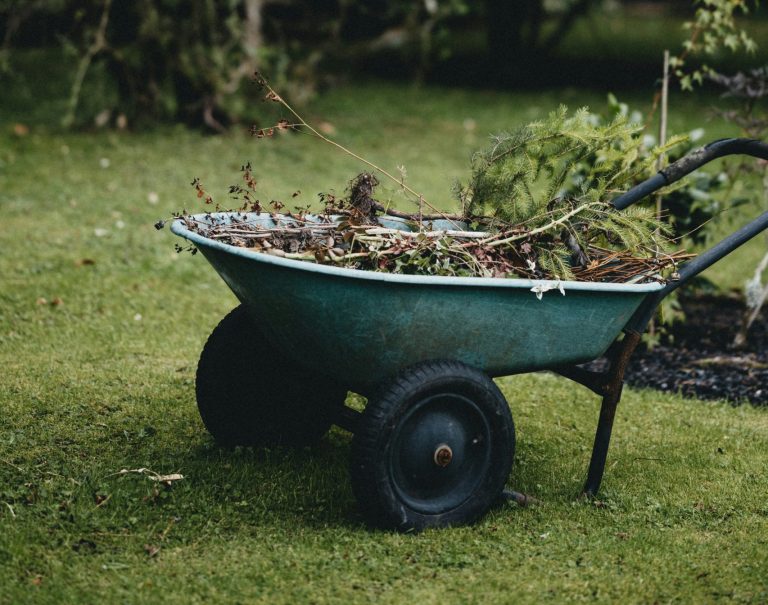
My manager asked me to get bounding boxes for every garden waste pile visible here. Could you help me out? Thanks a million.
[172,86,694,284]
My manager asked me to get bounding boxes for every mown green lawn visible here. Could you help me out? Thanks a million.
[1,62,767,603]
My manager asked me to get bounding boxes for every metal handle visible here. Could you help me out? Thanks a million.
[611,137,768,210]
[614,137,768,332]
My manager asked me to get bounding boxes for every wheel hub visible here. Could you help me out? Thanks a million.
[433,443,453,467]
[389,393,492,514]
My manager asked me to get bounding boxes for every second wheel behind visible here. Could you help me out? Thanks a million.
[196,304,348,447]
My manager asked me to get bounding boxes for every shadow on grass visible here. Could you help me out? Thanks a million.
[158,424,554,533]
[162,431,367,531]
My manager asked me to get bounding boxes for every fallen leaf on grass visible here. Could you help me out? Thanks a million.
[144,544,160,558]
[148,473,184,483]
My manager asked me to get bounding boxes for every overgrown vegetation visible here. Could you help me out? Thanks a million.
[1,0,596,129]
[706,68,768,347]
[666,0,768,345]
[669,0,759,90]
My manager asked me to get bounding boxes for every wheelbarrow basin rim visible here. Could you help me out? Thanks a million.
[171,213,665,294]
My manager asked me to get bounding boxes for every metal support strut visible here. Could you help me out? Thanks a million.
[555,137,768,498]
[555,331,641,497]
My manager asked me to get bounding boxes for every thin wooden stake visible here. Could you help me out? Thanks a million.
[656,50,670,226]
[650,50,670,340]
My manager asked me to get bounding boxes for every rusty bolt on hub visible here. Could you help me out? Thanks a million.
[433,444,453,468]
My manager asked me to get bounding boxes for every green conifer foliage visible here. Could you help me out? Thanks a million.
[460,106,686,279]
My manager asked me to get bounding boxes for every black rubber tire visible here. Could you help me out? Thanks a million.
[195,304,347,447]
[350,360,515,531]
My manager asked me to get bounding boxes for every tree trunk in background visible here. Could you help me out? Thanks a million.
[485,0,543,83]
[243,0,263,72]
[485,0,593,83]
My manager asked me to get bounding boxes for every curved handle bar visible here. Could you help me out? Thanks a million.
[661,138,768,182]
[614,137,768,332]
[612,137,768,210]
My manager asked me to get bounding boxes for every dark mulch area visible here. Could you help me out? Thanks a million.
[624,294,767,406]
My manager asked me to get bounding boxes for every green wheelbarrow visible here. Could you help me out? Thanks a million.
[172,138,768,531]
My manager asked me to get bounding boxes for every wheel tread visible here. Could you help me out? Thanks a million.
[350,359,514,531]
[196,304,346,447]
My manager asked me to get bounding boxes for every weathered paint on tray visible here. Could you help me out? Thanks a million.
[172,214,663,390]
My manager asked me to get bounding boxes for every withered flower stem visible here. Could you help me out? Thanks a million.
[257,77,460,228]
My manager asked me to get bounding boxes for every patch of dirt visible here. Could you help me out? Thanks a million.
[624,294,768,405]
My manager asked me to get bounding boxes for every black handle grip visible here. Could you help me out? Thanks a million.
[612,137,768,210]
[620,137,768,332]
[661,138,768,183]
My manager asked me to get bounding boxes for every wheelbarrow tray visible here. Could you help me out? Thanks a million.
[172,213,663,391]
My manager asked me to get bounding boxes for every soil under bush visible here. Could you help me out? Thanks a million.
[623,294,767,405]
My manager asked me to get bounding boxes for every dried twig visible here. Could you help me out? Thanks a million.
[188,212,685,284]
[253,75,463,229]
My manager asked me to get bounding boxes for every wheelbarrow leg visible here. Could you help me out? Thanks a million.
[581,331,641,497]
[583,384,624,496]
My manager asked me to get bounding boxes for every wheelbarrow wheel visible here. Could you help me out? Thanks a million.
[350,360,515,531]
[196,304,346,447]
